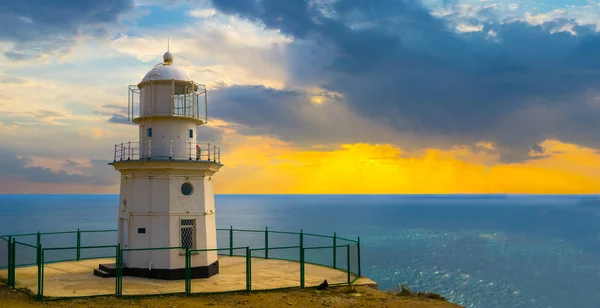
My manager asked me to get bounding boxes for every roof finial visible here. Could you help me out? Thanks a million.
[163,38,173,64]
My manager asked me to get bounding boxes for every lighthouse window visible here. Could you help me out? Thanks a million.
[181,182,193,196]
[147,128,152,137]
[180,219,196,250]
[189,129,194,138]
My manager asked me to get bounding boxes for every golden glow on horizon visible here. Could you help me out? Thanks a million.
[214,138,600,194]
[2,135,599,194]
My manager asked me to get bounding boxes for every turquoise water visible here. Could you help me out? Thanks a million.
[1,194,600,308]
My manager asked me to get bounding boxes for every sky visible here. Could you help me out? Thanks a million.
[1,0,600,194]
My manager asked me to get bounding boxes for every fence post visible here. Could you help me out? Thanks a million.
[357,237,361,277]
[116,244,122,298]
[115,244,119,297]
[300,229,304,288]
[10,238,15,288]
[76,229,81,261]
[265,227,269,259]
[185,248,191,295]
[346,244,351,284]
[36,232,40,266]
[37,244,42,300]
[7,236,12,288]
[229,226,233,257]
[245,247,251,292]
[40,248,44,298]
[333,232,337,269]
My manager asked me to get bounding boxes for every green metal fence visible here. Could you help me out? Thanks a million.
[1,227,361,300]
[0,236,9,270]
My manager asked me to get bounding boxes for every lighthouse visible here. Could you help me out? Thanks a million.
[107,50,222,279]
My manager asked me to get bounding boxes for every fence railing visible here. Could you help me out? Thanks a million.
[1,227,361,300]
[113,141,221,163]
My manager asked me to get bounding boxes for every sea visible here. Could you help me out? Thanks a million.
[1,194,600,308]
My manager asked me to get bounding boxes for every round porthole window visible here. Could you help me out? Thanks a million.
[181,182,193,196]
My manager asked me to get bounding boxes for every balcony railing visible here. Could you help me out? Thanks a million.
[112,141,221,163]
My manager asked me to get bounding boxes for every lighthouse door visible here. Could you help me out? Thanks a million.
[120,218,129,265]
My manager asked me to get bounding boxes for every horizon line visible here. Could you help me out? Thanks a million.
[0,193,599,196]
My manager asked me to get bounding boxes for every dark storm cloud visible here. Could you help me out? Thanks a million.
[210,85,305,130]
[196,124,225,145]
[209,84,406,147]
[209,0,600,162]
[0,149,112,185]
[530,143,545,154]
[0,0,134,60]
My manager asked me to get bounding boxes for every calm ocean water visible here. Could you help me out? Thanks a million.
[1,194,600,308]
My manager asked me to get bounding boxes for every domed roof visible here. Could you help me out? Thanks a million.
[140,52,190,84]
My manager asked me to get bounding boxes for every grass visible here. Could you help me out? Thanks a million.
[395,284,448,302]
[0,282,462,307]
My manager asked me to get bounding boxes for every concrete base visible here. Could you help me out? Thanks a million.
[94,261,219,280]
[0,256,377,297]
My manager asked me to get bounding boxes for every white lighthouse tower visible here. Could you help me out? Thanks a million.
[107,50,222,279]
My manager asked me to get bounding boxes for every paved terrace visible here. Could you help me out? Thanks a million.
[0,256,377,298]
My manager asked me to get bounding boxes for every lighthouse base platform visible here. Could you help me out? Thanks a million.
[1,257,377,298]
[93,260,219,280]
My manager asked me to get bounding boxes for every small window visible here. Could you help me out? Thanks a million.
[180,219,196,250]
[137,228,146,234]
[181,182,193,195]
[189,129,194,139]
[147,128,152,138]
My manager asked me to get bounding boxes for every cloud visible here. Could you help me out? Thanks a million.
[0,75,27,84]
[208,84,414,148]
[61,159,80,169]
[197,123,226,145]
[94,103,135,125]
[0,149,112,185]
[108,114,133,125]
[530,143,545,154]
[0,109,71,126]
[0,0,135,61]
[109,12,292,88]
[79,127,107,139]
[208,0,600,162]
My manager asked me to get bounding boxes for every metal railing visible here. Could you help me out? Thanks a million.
[112,140,221,163]
[1,227,361,300]
[113,142,141,162]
